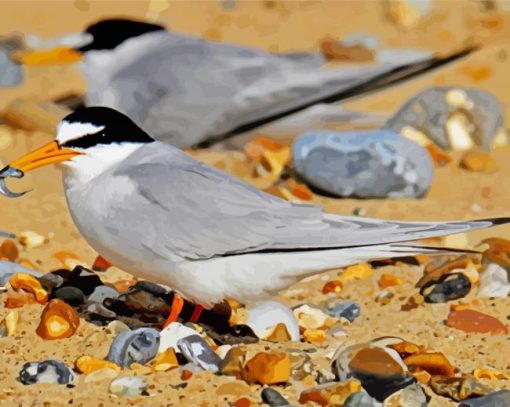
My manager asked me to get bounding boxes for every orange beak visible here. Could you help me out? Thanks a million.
[8,141,82,173]
[12,47,83,66]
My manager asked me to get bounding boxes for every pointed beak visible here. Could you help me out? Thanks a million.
[12,47,83,66]
[5,141,82,173]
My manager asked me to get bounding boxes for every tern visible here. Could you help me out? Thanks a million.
[18,18,473,147]
[1,106,509,324]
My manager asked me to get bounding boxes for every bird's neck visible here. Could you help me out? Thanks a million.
[61,142,146,189]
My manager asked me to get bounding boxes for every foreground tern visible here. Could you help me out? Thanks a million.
[1,107,509,323]
[18,18,472,147]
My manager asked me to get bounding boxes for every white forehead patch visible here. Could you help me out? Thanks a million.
[56,120,105,144]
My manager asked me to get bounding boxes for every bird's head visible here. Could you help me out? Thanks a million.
[0,107,154,196]
[14,18,165,66]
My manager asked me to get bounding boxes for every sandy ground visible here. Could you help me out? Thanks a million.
[0,1,510,406]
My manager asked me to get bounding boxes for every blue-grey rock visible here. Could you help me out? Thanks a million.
[106,327,160,368]
[109,376,147,397]
[327,301,361,322]
[0,261,41,286]
[344,391,379,407]
[420,272,471,303]
[0,52,22,88]
[0,230,15,238]
[38,273,65,291]
[177,335,222,372]
[18,359,75,385]
[87,303,117,321]
[53,286,85,306]
[386,86,506,151]
[292,129,433,198]
[87,285,120,304]
[261,387,292,406]
[458,390,510,406]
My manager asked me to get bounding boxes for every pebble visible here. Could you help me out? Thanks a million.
[386,87,506,151]
[151,347,179,372]
[18,359,75,385]
[106,327,160,368]
[344,391,379,407]
[0,50,22,88]
[383,382,428,406]
[385,0,432,29]
[320,36,375,62]
[53,286,85,306]
[293,304,334,330]
[87,285,120,303]
[9,273,48,304]
[36,299,80,340]
[0,262,41,287]
[159,322,201,353]
[61,266,102,295]
[243,351,291,385]
[292,129,433,198]
[261,388,291,406]
[0,310,18,336]
[177,334,222,372]
[322,279,343,294]
[0,239,18,261]
[220,346,248,379]
[75,355,121,374]
[266,323,292,343]
[18,231,47,250]
[4,290,36,308]
[340,263,373,283]
[445,308,508,335]
[481,237,510,268]
[298,380,362,406]
[84,367,119,383]
[429,375,491,401]
[458,390,510,406]
[326,300,361,323]
[420,272,471,303]
[379,273,403,289]
[118,287,170,315]
[478,262,510,297]
[460,150,499,172]
[247,301,300,341]
[109,376,148,397]
[105,320,131,336]
[38,272,65,291]
[86,303,117,323]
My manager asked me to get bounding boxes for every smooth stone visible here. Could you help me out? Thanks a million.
[458,390,510,406]
[53,286,85,306]
[159,322,201,353]
[359,373,417,402]
[0,261,41,286]
[383,382,428,406]
[420,272,471,303]
[118,288,169,315]
[344,391,380,407]
[106,328,160,368]
[84,367,119,383]
[386,86,505,151]
[105,320,131,335]
[247,301,300,341]
[61,266,102,295]
[177,335,222,372]
[87,303,117,321]
[109,376,147,397]
[38,273,65,291]
[478,262,510,298]
[18,359,75,385]
[87,285,120,303]
[292,129,433,198]
[261,387,292,406]
[327,301,361,322]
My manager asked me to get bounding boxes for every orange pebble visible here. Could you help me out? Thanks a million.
[9,273,48,304]
[322,280,343,294]
[4,291,36,308]
[234,397,251,407]
[404,352,455,377]
[181,370,193,380]
[378,273,403,289]
[112,279,136,293]
[36,299,80,340]
[244,136,284,161]
[291,183,313,200]
[0,240,18,261]
[75,356,120,374]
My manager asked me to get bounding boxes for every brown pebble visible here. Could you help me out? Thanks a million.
[243,352,290,385]
[404,352,455,377]
[445,308,508,335]
[36,299,80,340]
[0,240,18,261]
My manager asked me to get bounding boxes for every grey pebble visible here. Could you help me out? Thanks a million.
[177,335,222,372]
[54,286,85,306]
[420,272,471,303]
[18,359,75,385]
[106,327,160,368]
[261,387,292,406]
[344,391,380,407]
[87,285,120,304]
[109,376,147,397]
[327,300,361,322]
[458,390,510,407]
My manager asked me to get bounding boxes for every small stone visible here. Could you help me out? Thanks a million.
[340,263,373,283]
[87,285,120,303]
[458,390,510,406]
[255,147,291,180]
[53,286,85,306]
[266,323,292,343]
[299,380,362,406]
[109,376,147,397]
[445,308,508,335]
[247,301,300,341]
[320,36,375,62]
[38,273,65,291]
[9,273,48,304]
[0,239,18,261]
[460,150,499,172]
[0,310,19,336]
[349,347,406,378]
[159,322,200,353]
[243,351,291,385]
[261,387,291,406]
[420,272,471,303]
[0,50,23,88]
[322,280,343,294]
[383,382,428,406]
[118,287,169,315]
[106,327,160,368]
[75,355,121,374]
[344,391,379,407]
[478,262,510,298]
[472,368,510,381]
[4,290,36,308]
[429,375,492,401]
[292,130,433,198]
[303,329,327,344]
[481,238,510,268]
[220,346,248,379]
[177,335,222,372]
[36,299,80,340]
[293,304,334,330]
[417,256,473,288]
[379,273,403,289]
[385,0,432,29]
[84,367,119,383]
[0,261,41,287]
[376,290,395,305]
[244,136,284,161]
[18,231,47,250]
[215,381,251,397]
[61,266,102,296]
[105,320,131,335]
[18,359,75,385]
[403,352,455,377]
[151,347,179,372]
[86,302,117,321]
[327,301,361,322]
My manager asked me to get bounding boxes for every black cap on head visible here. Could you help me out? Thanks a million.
[77,18,165,52]
[59,106,154,149]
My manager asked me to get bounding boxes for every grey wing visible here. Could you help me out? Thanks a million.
[109,143,497,261]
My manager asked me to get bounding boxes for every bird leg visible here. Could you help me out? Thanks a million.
[190,304,204,323]
[163,294,184,328]
[92,255,111,271]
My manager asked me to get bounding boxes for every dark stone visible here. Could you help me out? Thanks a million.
[355,372,417,402]
[327,301,361,322]
[420,272,471,303]
[343,391,378,407]
[261,387,291,406]
[118,288,170,315]
[86,303,117,324]
[38,273,65,292]
[134,281,170,299]
[203,324,259,346]
[106,328,160,368]
[458,390,510,406]
[87,285,120,304]
[18,359,75,385]
[177,335,222,372]
[103,298,135,317]
[61,266,102,295]
[53,286,85,306]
